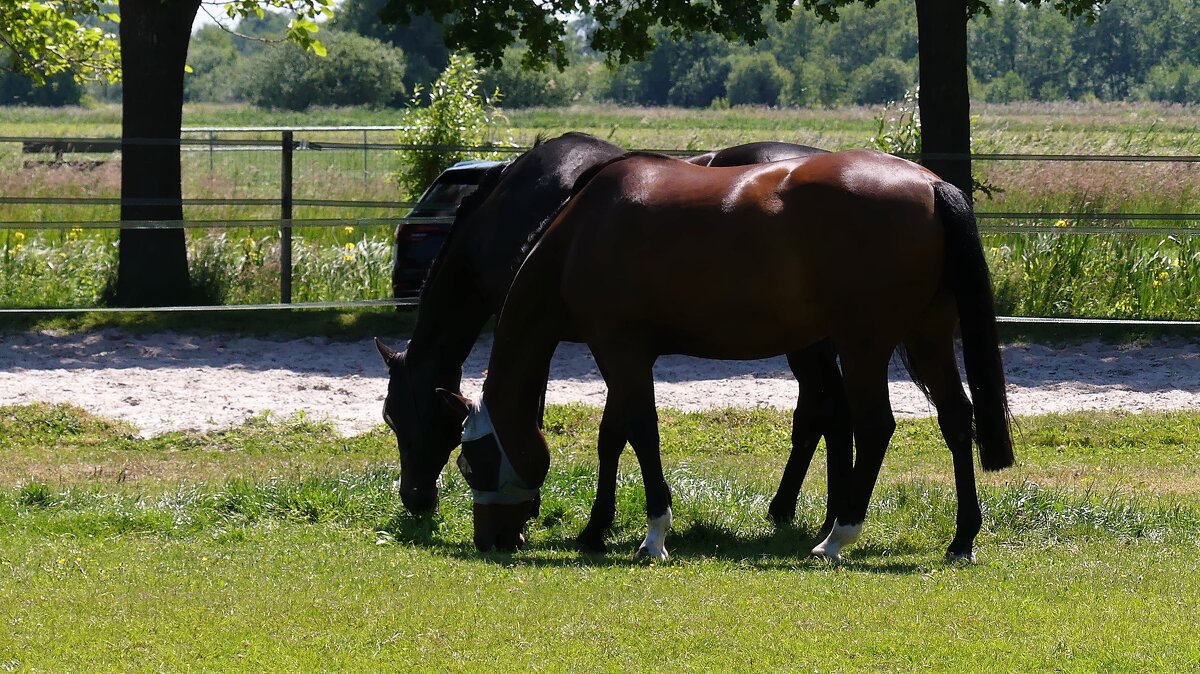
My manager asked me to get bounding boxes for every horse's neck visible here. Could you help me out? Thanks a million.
[480,240,569,488]
[482,328,559,488]
[406,251,491,382]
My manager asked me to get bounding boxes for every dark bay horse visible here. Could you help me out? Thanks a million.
[377,133,836,549]
[448,149,1013,561]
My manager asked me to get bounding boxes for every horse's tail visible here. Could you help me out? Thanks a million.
[934,181,1014,471]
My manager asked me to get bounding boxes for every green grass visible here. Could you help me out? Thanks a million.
[2,403,1200,669]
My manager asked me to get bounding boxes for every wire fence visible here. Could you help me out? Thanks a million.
[2,130,1199,326]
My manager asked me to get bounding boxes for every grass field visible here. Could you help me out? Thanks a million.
[2,402,1199,670]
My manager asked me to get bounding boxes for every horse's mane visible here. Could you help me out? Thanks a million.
[517,151,678,260]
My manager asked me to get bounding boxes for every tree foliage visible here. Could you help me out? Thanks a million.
[0,0,120,83]
[239,31,406,110]
[395,53,511,200]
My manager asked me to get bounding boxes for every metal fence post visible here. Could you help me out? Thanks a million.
[363,129,369,182]
[281,130,293,304]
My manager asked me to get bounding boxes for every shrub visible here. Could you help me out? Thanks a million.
[847,56,914,106]
[482,48,577,108]
[1139,63,1200,104]
[725,53,791,107]
[395,53,512,200]
[668,58,731,108]
[985,71,1031,104]
[240,31,407,110]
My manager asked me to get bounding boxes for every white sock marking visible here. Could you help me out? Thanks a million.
[811,519,863,561]
[638,508,673,561]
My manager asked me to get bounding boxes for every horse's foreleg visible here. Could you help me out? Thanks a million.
[812,345,895,561]
[577,396,627,554]
[593,345,670,560]
[628,407,671,561]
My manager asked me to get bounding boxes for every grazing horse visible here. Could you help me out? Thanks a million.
[447,149,1013,561]
[377,133,835,549]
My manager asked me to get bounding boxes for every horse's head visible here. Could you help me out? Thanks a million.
[376,338,465,515]
[438,391,539,551]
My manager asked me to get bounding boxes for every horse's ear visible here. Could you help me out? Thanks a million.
[435,388,472,423]
[375,337,401,367]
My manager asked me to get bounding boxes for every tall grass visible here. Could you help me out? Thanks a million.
[1,102,1198,313]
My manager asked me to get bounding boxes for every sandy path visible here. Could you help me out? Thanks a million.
[1,330,1197,437]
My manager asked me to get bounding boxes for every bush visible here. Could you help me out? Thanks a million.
[783,56,843,107]
[1139,63,1200,104]
[985,71,1031,104]
[668,58,731,108]
[725,53,791,107]
[482,48,577,107]
[0,70,82,106]
[185,27,240,103]
[240,31,406,110]
[395,53,512,200]
[847,56,913,105]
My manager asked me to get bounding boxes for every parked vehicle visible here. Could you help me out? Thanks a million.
[392,160,509,298]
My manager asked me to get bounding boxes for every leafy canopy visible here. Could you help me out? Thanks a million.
[0,0,336,84]
[383,0,1109,71]
[0,0,120,83]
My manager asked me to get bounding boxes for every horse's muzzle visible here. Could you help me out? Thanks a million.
[472,502,534,552]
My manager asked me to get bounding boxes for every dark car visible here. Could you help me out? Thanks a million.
[392,159,510,298]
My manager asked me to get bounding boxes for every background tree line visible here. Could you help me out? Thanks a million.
[5,0,1196,109]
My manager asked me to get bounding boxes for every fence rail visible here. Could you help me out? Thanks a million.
[4,131,1200,326]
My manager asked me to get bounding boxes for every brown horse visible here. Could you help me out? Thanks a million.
[377,133,839,551]
[446,149,1013,561]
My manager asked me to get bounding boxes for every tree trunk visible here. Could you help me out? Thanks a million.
[915,0,973,199]
[112,0,201,306]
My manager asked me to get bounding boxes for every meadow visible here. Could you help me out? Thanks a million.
[1,101,1198,316]
[2,402,1199,669]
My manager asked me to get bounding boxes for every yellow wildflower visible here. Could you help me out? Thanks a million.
[1158,271,1169,281]
[1054,219,1069,228]
[344,242,355,251]
[343,226,355,234]
[12,231,25,241]
[343,255,354,262]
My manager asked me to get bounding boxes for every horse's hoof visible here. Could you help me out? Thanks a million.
[635,543,669,562]
[767,501,796,526]
[810,520,861,562]
[945,549,976,564]
[575,533,608,555]
[809,542,842,562]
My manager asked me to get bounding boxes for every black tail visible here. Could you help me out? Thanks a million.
[934,181,1014,471]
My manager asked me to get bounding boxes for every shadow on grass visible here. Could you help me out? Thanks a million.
[380,511,936,575]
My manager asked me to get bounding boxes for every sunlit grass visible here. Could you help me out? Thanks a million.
[2,402,1200,669]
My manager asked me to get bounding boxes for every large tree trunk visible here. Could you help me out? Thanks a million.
[915,0,973,199]
[112,0,201,306]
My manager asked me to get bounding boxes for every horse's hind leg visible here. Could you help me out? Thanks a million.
[590,342,672,560]
[772,341,852,539]
[902,317,982,562]
[812,343,896,561]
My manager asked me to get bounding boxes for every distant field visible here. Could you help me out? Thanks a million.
[2,403,1199,670]
[1,102,1197,315]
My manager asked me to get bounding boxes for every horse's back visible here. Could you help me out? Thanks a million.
[552,150,947,357]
